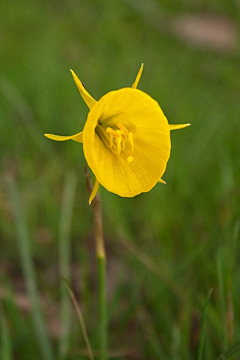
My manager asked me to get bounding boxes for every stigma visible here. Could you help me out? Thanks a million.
[106,123,134,162]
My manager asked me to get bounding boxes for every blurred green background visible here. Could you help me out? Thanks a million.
[1,0,240,359]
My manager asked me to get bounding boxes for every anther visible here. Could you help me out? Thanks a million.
[116,130,122,154]
[117,123,128,138]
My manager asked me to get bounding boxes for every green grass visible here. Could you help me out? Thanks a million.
[1,0,240,359]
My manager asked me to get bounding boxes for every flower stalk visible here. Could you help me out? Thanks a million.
[85,167,107,360]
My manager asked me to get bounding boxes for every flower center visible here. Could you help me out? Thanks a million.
[106,123,134,163]
[95,110,135,163]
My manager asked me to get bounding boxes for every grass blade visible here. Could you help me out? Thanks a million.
[0,312,12,360]
[217,250,228,351]
[198,289,213,360]
[7,176,53,360]
[1,287,38,357]
[0,75,55,158]
[117,228,186,303]
[58,172,77,358]
[215,340,240,360]
[62,277,95,360]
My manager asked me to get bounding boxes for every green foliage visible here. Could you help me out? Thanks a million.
[0,0,240,359]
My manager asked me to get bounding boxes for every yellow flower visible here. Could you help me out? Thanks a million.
[45,64,190,204]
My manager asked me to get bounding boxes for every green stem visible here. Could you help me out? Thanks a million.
[85,167,108,360]
[93,194,107,360]
[98,253,107,360]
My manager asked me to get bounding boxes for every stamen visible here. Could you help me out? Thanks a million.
[106,128,115,148]
[117,123,128,138]
[116,130,122,154]
[105,122,134,161]
[122,138,126,151]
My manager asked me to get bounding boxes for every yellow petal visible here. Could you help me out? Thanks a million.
[169,123,191,130]
[70,69,97,110]
[131,63,144,89]
[83,88,171,197]
[89,179,100,204]
[44,131,83,143]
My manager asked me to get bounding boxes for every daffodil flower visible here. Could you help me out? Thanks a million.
[45,64,190,204]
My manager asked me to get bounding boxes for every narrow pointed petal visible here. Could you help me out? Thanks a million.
[70,69,97,110]
[169,123,191,130]
[44,131,83,143]
[132,63,144,89]
[89,179,100,204]
[158,178,166,184]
